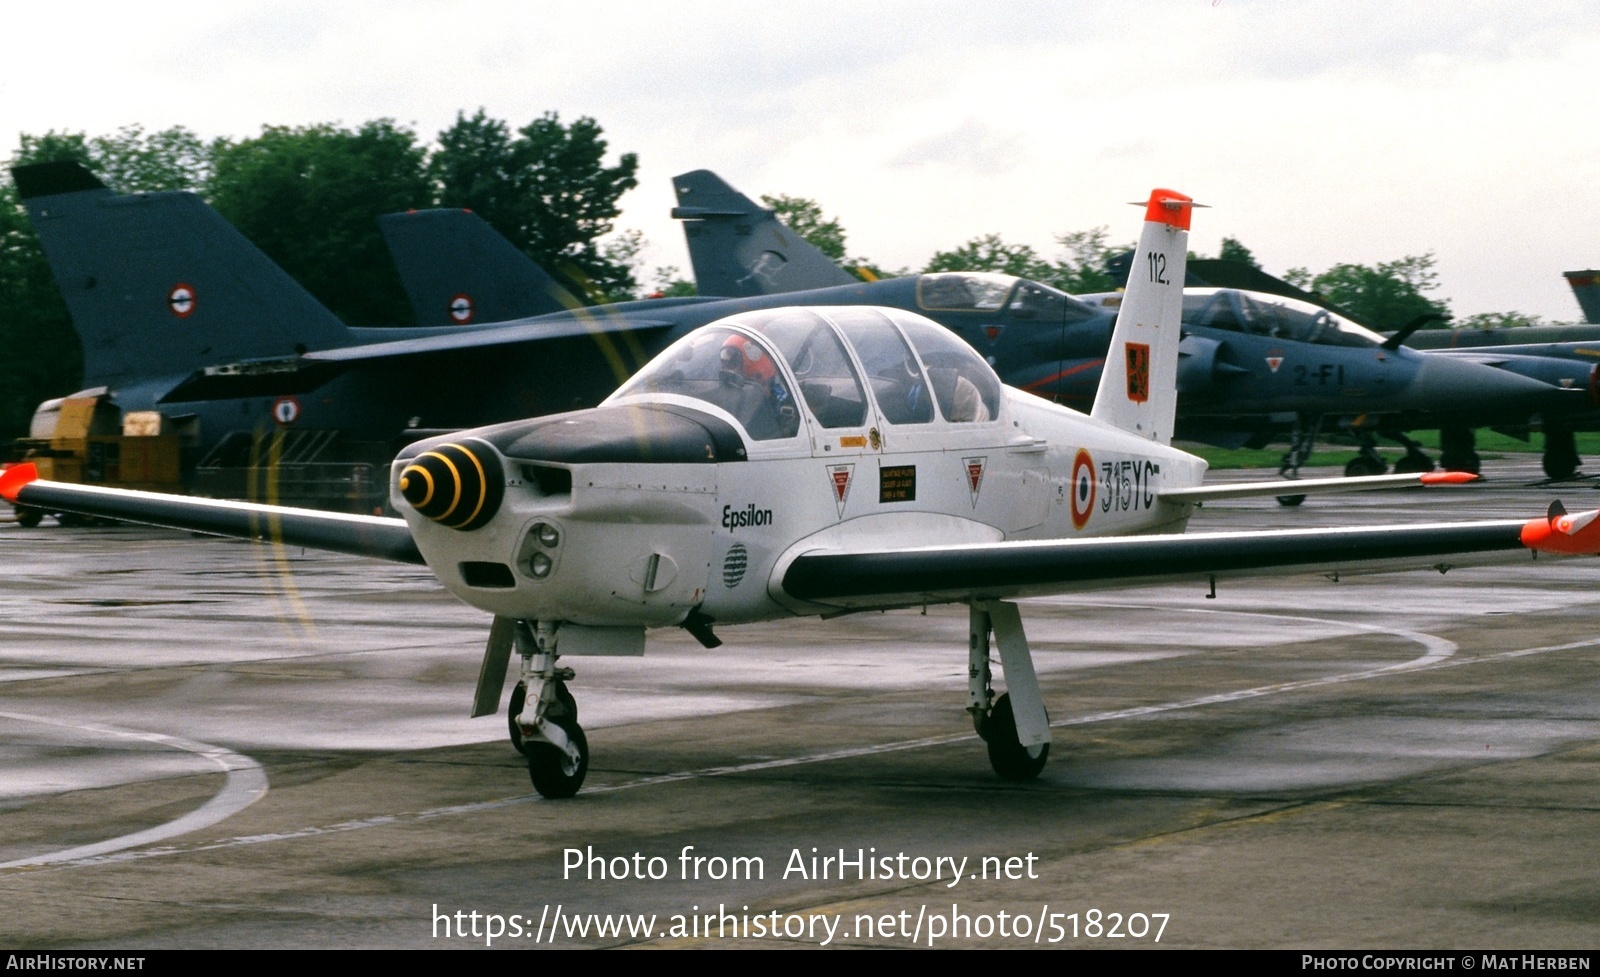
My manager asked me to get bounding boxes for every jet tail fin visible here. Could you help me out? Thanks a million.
[13,161,351,389]
[1090,189,1193,444]
[377,208,578,326]
[671,169,857,297]
[1564,270,1600,325]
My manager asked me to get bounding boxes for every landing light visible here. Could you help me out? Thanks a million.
[534,522,560,548]
[529,551,554,578]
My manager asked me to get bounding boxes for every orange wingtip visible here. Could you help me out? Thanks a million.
[1144,189,1194,231]
[1520,506,1600,555]
[0,462,38,503]
[1419,471,1479,485]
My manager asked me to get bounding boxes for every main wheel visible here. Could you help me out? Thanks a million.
[528,719,588,799]
[1276,494,1306,507]
[1392,453,1434,475]
[1344,456,1386,477]
[981,693,1049,782]
[1439,427,1480,474]
[13,506,42,528]
[1544,425,1580,481]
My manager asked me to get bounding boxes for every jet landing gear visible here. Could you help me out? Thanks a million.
[1543,421,1582,481]
[512,620,589,799]
[968,602,1050,782]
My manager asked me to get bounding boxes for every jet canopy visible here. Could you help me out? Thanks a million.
[607,307,1004,441]
[1182,288,1386,348]
[916,272,1101,324]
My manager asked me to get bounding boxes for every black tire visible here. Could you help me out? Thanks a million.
[982,693,1049,782]
[1392,453,1434,475]
[508,681,578,758]
[507,682,530,757]
[14,506,42,528]
[528,720,588,799]
[1439,427,1481,474]
[1276,494,1306,507]
[1344,456,1386,477]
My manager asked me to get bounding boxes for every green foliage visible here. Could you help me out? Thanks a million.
[1217,236,1258,268]
[431,109,640,301]
[15,125,214,192]
[207,120,431,326]
[923,227,1130,294]
[1293,254,1450,332]
[1051,227,1129,293]
[0,182,80,440]
[649,265,697,297]
[762,193,847,262]
[1454,311,1545,330]
[925,233,1053,280]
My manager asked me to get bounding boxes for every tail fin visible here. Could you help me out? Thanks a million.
[1564,270,1600,325]
[13,161,351,388]
[1090,189,1193,444]
[670,169,857,297]
[377,208,578,326]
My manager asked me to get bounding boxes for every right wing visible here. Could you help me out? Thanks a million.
[779,504,1595,612]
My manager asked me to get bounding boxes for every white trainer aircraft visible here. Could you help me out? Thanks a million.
[7,189,1598,799]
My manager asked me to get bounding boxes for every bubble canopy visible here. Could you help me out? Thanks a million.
[606,307,1004,440]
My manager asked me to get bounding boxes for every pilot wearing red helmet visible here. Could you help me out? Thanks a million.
[719,333,796,439]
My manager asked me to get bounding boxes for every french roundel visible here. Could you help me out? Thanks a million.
[1070,448,1095,530]
[449,293,475,324]
[168,283,197,319]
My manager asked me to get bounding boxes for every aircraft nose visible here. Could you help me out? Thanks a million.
[1409,355,1578,419]
[398,440,504,531]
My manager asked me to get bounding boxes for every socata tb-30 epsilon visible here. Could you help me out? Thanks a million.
[8,190,1597,799]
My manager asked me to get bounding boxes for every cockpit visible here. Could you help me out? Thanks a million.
[1182,288,1385,348]
[915,272,1101,325]
[607,307,1004,442]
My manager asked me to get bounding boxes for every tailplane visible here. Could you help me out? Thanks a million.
[1089,189,1193,443]
[378,208,577,326]
[13,161,351,388]
[670,169,857,297]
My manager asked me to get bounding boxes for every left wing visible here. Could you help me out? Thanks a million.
[780,505,1598,610]
[1,464,422,564]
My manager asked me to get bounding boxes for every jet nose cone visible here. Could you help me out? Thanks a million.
[1411,355,1575,419]
[398,440,504,531]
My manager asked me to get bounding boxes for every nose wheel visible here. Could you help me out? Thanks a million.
[527,717,588,799]
[511,620,591,799]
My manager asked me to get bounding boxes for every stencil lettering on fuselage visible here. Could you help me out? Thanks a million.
[1100,459,1160,514]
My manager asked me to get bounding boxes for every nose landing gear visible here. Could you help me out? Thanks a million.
[512,620,589,799]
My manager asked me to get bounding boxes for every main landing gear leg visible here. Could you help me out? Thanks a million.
[1439,426,1481,475]
[968,601,1050,782]
[1276,414,1322,506]
[1387,432,1435,475]
[1343,431,1388,477]
[1543,420,1581,481]
[512,620,588,799]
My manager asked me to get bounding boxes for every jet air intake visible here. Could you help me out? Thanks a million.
[398,440,504,531]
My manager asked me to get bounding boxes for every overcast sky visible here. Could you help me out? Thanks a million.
[4,0,1595,321]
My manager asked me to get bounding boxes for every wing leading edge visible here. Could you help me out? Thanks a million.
[1,465,422,564]
[780,516,1583,610]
